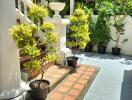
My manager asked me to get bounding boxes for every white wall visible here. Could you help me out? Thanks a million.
[92,16,132,56]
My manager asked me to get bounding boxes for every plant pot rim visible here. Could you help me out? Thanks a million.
[112,47,121,49]
[66,56,78,60]
[29,79,50,89]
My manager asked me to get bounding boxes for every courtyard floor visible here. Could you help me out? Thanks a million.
[77,52,132,100]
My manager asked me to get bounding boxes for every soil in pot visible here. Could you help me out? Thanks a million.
[112,47,121,55]
[67,56,78,71]
[98,46,106,54]
[85,43,93,52]
[29,80,50,100]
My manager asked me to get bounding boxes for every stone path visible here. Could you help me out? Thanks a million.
[47,64,98,100]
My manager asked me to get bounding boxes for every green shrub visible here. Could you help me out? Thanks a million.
[67,8,90,56]
[94,9,111,47]
[10,24,38,48]
[29,4,48,24]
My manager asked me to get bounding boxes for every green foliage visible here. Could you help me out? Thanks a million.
[94,10,111,46]
[126,1,132,17]
[29,4,48,24]
[41,22,59,62]
[24,59,41,69]
[10,24,38,48]
[21,45,40,57]
[112,15,127,47]
[41,22,55,32]
[67,8,90,55]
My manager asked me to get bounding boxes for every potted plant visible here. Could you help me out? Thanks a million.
[10,23,38,70]
[29,4,48,25]
[67,7,90,70]
[112,15,127,55]
[29,22,59,100]
[94,8,111,54]
[84,8,96,52]
[111,2,128,55]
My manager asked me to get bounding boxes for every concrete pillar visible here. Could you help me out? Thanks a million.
[70,0,75,15]
[52,18,71,65]
[0,0,23,99]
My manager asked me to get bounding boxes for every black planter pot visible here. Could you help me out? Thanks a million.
[85,43,93,52]
[98,46,106,54]
[112,47,121,55]
[67,56,78,70]
[29,80,50,100]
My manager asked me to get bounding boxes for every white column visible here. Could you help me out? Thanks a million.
[52,18,71,65]
[0,0,23,99]
[70,0,75,15]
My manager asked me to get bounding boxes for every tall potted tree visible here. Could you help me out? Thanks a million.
[112,15,127,55]
[67,7,90,70]
[10,22,59,100]
[29,22,59,100]
[111,1,128,55]
[94,8,111,54]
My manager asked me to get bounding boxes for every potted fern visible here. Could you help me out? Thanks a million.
[67,7,90,70]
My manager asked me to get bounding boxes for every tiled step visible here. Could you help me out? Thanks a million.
[35,64,72,91]
[47,64,99,100]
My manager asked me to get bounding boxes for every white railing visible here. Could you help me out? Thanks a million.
[16,0,34,24]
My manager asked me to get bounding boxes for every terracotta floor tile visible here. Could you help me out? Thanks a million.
[86,67,96,71]
[50,91,63,100]
[69,89,81,96]
[48,68,57,72]
[57,86,70,93]
[52,73,62,79]
[78,67,86,71]
[81,75,91,80]
[77,70,84,74]
[71,73,81,78]
[84,71,94,76]
[78,79,88,84]
[63,81,74,87]
[73,83,85,90]
[63,95,76,100]
[48,78,58,84]
[57,70,67,74]
[67,76,77,82]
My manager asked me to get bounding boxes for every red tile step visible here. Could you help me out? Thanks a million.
[47,64,99,100]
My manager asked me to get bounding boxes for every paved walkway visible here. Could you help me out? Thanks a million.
[77,52,132,100]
